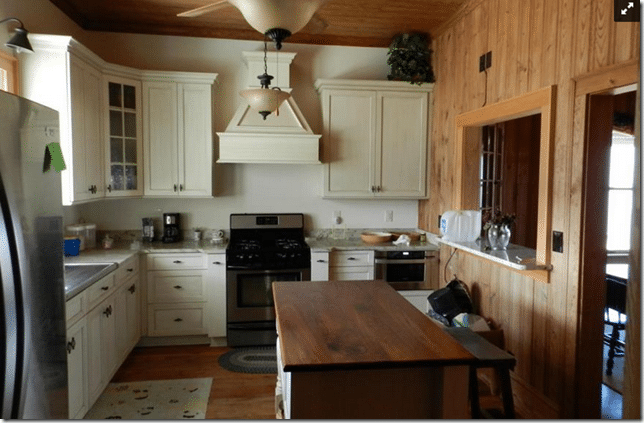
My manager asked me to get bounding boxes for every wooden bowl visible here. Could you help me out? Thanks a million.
[361,231,393,244]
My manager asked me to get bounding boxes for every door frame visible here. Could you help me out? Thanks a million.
[571,60,639,418]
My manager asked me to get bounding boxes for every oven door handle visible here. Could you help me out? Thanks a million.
[227,266,309,273]
[374,258,428,265]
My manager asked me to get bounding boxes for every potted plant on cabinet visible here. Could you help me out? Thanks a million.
[387,33,435,85]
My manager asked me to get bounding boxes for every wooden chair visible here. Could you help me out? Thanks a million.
[604,274,627,376]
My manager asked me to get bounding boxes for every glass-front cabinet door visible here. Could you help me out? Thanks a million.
[104,76,143,197]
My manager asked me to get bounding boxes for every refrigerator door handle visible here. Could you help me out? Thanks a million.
[0,177,21,419]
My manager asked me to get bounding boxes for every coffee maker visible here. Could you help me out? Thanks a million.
[162,213,181,243]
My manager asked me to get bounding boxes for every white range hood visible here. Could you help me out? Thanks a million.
[217,51,321,164]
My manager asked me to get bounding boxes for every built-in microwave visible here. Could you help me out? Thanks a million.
[374,250,438,290]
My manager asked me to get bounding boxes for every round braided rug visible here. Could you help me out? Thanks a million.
[218,346,277,374]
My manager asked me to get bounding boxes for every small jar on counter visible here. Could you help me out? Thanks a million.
[102,235,114,249]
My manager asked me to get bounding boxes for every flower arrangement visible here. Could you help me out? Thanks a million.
[482,210,516,231]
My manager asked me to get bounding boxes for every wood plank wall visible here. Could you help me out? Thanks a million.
[420,0,639,418]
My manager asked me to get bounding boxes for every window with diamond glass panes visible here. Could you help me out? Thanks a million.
[107,79,142,196]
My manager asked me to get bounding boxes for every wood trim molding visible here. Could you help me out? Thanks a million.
[454,85,557,276]
[573,60,639,97]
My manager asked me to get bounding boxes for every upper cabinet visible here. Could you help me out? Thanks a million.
[103,73,143,198]
[21,35,105,205]
[315,80,433,199]
[142,73,216,198]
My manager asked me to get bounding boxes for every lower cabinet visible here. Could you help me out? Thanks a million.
[398,290,433,313]
[66,317,89,419]
[311,251,329,281]
[87,295,117,405]
[328,250,374,281]
[207,254,226,338]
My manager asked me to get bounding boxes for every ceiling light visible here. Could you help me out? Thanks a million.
[0,18,33,53]
[240,39,291,119]
[227,0,328,49]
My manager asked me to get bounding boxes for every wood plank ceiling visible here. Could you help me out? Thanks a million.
[48,0,468,47]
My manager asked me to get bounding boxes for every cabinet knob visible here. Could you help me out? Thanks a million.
[213,261,222,265]
[128,284,136,294]
[173,285,182,289]
[107,184,112,193]
[173,260,182,264]
[101,286,109,291]
[67,337,76,353]
[179,184,184,191]
[127,268,134,272]
[103,306,111,317]
[174,318,183,322]
[377,186,382,192]
[174,184,178,192]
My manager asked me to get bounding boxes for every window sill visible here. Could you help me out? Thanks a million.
[431,235,552,283]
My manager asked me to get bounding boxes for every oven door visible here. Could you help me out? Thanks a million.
[226,267,311,323]
[374,251,437,290]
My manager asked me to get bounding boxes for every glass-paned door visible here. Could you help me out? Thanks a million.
[105,77,142,197]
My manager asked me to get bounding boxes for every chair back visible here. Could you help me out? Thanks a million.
[605,274,627,315]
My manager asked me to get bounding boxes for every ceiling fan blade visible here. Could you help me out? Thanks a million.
[177,0,230,18]
[307,12,328,34]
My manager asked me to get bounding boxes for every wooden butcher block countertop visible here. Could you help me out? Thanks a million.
[273,280,476,372]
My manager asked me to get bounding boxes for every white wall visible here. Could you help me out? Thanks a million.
[3,0,421,232]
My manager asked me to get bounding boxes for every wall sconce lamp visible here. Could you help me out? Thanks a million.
[0,18,33,53]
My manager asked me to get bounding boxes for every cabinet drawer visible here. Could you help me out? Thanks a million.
[329,250,374,267]
[146,253,207,270]
[147,271,206,303]
[147,304,207,336]
[66,291,87,327]
[329,266,375,281]
[115,255,140,282]
[86,273,116,310]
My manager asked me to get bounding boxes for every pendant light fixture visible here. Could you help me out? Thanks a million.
[239,38,290,120]
[0,18,33,53]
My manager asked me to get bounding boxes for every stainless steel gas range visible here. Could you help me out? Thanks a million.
[226,213,311,346]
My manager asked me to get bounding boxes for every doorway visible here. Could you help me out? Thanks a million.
[574,62,639,419]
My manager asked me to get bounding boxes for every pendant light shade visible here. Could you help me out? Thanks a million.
[0,18,33,53]
[240,87,290,119]
[227,0,328,48]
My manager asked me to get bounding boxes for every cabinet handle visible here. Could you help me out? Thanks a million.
[67,337,76,353]
[174,184,178,192]
[101,286,109,291]
[173,260,182,264]
[103,306,111,317]
[370,186,375,193]
[127,268,134,272]
[128,284,136,294]
[377,186,382,192]
[213,261,222,265]
[347,257,357,261]
[173,285,182,289]
[107,184,112,193]
[174,318,183,322]
[317,259,327,263]
[179,184,184,191]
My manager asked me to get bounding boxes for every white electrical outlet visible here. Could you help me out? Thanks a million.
[385,210,394,222]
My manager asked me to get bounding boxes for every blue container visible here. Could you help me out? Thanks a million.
[64,238,81,256]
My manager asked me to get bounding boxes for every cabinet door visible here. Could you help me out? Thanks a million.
[67,318,88,419]
[328,266,375,281]
[105,76,143,197]
[207,255,226,338]
[143,81,179,196]
[178,83,213,197]
[375,91,428,198]
[125,278,141,352]
[115,277,141,363]
[69,58,91,203]
[311,251,329,281]
[322,89,377,197]
[87,297,116,405]
[84,64,104,198]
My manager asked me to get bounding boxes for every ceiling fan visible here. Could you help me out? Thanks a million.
[177,0,329,49]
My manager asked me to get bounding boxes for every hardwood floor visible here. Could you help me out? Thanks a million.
[111,344,519,419]
[110,345,277,419]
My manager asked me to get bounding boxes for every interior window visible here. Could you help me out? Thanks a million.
[0,50,18,94]
[605,130,635,278]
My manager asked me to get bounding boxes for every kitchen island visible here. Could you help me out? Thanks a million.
[273,280,475,419]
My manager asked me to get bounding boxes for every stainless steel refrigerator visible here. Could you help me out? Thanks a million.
[0,90,68,418]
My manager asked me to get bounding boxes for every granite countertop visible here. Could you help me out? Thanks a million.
[306,228,439,252]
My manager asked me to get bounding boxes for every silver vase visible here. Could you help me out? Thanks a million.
[487,223,511,250]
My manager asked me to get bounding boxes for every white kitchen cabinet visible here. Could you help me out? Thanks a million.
[114,255,141,363]
[20,35,105,205]
[311,251,329,281]
[315,80,433,199]
[328,250,374,281]
[146,253,209,336]
[66,316,88,419]
[399,290,433,313]
[142,73,216,198]
[103,73,143,197]
[87,294,117,405]
[207,254,226,338]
